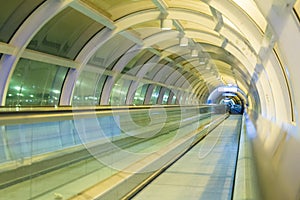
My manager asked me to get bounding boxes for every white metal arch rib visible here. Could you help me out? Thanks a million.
[61,7,263,106]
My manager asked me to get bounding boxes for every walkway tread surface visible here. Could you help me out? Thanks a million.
[132,115,242,200]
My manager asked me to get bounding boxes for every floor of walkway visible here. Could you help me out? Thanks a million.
[132,115,242,200]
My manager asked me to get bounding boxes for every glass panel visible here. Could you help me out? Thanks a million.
[133,83,149,105]
[179,19,216,33]
[129,21,161,38]
[0,0,45,42]
[162,89,170,104]
[171,93,177,104]
[165,0,211,15]
[149,86,161,104]
[126,51,155,76]
[5,59,68,107]
[110,78,131,105]
[180,92,188,104]
[88,34,134,70]
[81,0,157,21]
[0,105,222,199]
[145,60,171,81]
[122,49,149,74]
[231,0,267,32]
[223,15,244,36]
[27,7,103,59]
[72,71,107,106]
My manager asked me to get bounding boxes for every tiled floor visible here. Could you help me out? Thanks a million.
[132,115,242,200]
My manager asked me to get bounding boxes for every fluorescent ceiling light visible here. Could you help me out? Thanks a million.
[161,19,173,30]
[179,37,189,46]
[199,57,207,65]
[191,49,198,57]
[222,93,237,97]
[206,65,211,70]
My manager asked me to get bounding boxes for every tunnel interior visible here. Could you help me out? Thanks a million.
[0,0,297,129]
[0,0,295,124]
[0,0,300,199]
[0,0,297,132]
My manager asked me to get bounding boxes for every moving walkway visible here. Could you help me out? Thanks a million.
[0,105,229,199]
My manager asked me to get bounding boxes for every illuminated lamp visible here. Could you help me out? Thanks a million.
[191,49,198,57]
[179,37,189,46]
[161,19,173,30]
[199,57,207,65]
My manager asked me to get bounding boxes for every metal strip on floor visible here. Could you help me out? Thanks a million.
[131,115,242,200]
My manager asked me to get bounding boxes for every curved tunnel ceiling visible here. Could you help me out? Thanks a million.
[0,0,298,125]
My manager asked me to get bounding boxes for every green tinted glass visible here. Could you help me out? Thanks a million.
[133,83,149,105]
[110,79,131,105]
[72,71,107,106]
[149,86,161,104]
[6,59,68,106]
[162,89,170,104]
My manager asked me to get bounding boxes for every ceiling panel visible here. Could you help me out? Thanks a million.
[81,0,157,20]
[0,0,45,43]
[165,0,211,15]
[27,7,104,60]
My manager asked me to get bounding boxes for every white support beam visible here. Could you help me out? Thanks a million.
[119,31,144,46]
[0,42,15,55]
[210,6,224,32]
[22,49,79,69]
[152,0,169,14]
[147,48,162,56]
[173,20,185,33]
[70,0,116,30]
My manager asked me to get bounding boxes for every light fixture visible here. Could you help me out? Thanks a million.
[206,65,211,70]
[191,49,198,57]
[161,19,173,30]
[179,37,189,46]
[199,57,207,65]
[222,93,237,97]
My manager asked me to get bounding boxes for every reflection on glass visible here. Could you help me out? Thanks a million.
[179,93,186,104]
[133,83,149,105]
[27,7,102,59]
[72,71,106,106]
[231,0,267,32]
[171,92,177,104]
[149,86,161,104]
[121,49,148,74]
[6,59,68,107]
[170,90,178,104]
[0,104,226,199]
[0,0,44,43]
[162,89,170,104]
[110,78,131,105]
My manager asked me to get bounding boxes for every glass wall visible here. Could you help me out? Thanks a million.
[133,83,149,105]
[109,78,131,105]
[162,88,170,104]
[0,105,224,199]
[5,59,68,107]
[0,0,44,43]
[149,85,161,104]
[27,7,103,60]
[172,94,177,104]
[72,71,106,106]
